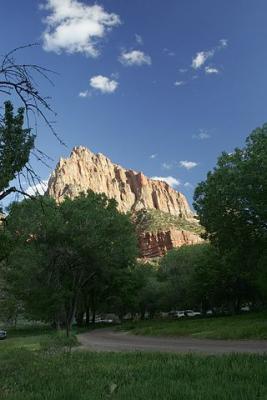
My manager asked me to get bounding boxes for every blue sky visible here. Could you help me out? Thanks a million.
[1,0,267,207]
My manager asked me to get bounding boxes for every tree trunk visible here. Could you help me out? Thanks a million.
[86,306,90,327]
[91,291,96,324]
[65,294,78,336]
[76,311,84,327]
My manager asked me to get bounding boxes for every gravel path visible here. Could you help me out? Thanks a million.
[77,328,267,354]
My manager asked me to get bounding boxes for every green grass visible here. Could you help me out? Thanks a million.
[0,347,267,400]
[119,312,267,340]
[133,209,203,235]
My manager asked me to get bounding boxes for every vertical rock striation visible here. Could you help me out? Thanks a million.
[47,146,194,219]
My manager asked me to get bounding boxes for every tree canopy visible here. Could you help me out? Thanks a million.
[2,191,138,334]
[0,101,35,202]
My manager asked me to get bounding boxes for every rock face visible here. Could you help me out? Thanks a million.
[47,146,194,219]
[47,146,202,258]
[139,229,203,258]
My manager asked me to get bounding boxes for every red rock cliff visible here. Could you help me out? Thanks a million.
[139,229,203,258]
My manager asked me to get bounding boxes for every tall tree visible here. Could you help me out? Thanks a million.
[4,191,137,335]
[193,124,267,307]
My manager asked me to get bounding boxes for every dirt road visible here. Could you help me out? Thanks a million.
[77,328,267,354]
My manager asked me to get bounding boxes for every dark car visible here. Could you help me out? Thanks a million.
[0,329,7,340]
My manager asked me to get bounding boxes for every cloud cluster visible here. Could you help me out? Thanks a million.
[176,39,228,86]
[119,50,151,66]
[151,176,180,188]
[192,50,214,69]
[191,38,228,72]
[90,75,118,94]
[42,0,120,56]
[179,160,198,170]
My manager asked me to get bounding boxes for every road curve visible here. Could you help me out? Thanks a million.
[77,328,267,354]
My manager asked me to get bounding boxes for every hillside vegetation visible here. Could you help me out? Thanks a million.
[134,209,204,235]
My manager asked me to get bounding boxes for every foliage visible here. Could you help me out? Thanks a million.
[194,124,267,303]
[0,101,35,202]
[159,244,221,310]
[3,191,138,334]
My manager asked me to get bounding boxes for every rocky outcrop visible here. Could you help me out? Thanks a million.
[47,146,194,219]
[47,146,203,258]
[139,229,204,258]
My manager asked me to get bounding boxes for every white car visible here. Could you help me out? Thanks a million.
[184,310,201,317]
[177,311,186,318]
[168,311,185,319]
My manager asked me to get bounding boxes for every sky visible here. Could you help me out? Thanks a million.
[1,0,267,208]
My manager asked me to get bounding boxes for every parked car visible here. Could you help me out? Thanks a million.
[241,305,250,312]
[95,318,113,324]
[0,329,7,340]
[168,310,185,319]
[184,310,201,317]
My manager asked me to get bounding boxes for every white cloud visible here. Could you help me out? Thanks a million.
[205,66,219,74]
[26,180,49,196]
[174,80,185,87]
[42,0,120,56]
[179,68,187,73]
[150,154,157,159]
[78,90,90,97]
[135,34,143,45]
[119,50,151,66]
[192,130,210,140]
[161,162,172,170]
[192,50,214,69]
[191,39,228,70]
[179,160,198,170]
[90,75,118,94]
[151,176,180,188]
[184,182,194,189]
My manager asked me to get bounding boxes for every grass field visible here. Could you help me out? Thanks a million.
[1,346,267,399]
[1,321,267,399]
[119,312,267,340]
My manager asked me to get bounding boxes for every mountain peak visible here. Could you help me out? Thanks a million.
[47,146,194,219]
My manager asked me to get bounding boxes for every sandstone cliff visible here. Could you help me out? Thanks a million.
[139,229,203,258]
[47,147,194,219]
[47,146,203,258]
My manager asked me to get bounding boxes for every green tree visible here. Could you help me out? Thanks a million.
[193,124,267,308]
[0,101,35,203]
[4,191,137,335]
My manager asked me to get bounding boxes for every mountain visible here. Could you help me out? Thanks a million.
[47,146,203,257]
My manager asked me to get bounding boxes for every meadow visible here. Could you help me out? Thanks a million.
[1,315,267,400]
